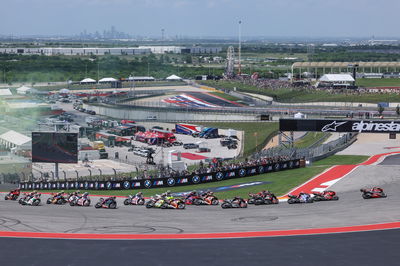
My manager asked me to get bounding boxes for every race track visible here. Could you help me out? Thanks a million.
[1,160,399,236]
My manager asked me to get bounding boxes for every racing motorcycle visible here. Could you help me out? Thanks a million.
[287,193,314,204]
[185,194,201,205]
[124,195,145,205]
[312,191,339,201]
[221,197,247,209]
[4,192,19,201]
[161,198,185,209]
[360,187,387,199]
[19,193,41,206]
[146,196,164,209]
[69,195,91,206]
[46,194,68,205]
[193,195,219,206]
[95,197,117,209]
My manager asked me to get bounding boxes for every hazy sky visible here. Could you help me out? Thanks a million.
[1,0,399,38]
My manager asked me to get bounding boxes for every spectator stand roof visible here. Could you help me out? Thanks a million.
[319,74,355,83]
[292,62,400,69]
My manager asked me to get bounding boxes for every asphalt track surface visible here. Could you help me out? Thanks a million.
[1,229,399,266]
[186,92,240,107]
[1,154,400,265]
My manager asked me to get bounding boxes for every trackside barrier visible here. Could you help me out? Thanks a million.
[20,159,300,190]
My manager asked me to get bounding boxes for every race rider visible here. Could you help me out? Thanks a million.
[371,187,383,193]
[9,188,21,196]
[104,196,116,206]
[135,191,143,199]
[28,193,40,205]
[52,190,65,204]
[204,191,215,204]
[299,191,310,202]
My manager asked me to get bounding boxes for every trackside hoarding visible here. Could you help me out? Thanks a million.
[280,119,400,133]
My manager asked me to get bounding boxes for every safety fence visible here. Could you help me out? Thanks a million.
[20,159,300,190]
[255,133,357,162]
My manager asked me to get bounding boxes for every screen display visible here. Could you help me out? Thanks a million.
[32,132,78,163]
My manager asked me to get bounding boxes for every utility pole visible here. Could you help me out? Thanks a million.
[238,20,242,75]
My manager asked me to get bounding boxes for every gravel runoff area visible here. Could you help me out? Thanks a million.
[1,158,400,234]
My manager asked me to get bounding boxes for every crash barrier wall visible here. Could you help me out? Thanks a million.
[20,159,300,190]
[255,133,357,161]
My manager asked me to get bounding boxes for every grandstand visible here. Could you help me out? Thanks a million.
[292,62,400,79]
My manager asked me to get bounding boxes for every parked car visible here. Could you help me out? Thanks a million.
[197,147,211,153]
[183,143,199,149]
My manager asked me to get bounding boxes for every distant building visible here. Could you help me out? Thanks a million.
[0,46,222,56]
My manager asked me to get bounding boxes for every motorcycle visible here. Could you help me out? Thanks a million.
[124,195,145,205]
[146,196,163,208]
[95,197,117,209]
[161,198,185,209]
[46,194,67,205]
[193,195,219,206]
[221,197,247,209]
[360,188,387,199]
[4,192,19,201]
[19,194,41,206]
[287,194,314,204]
[70,196,91,206]
[312,191,339,201]
[185,194,201,205]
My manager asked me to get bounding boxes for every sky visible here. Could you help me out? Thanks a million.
[1,0,399,38]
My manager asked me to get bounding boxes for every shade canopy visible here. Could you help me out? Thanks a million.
[319,74,355,82]
[99,77,117,83]
[80,78,97,83]
[166,74,182,80]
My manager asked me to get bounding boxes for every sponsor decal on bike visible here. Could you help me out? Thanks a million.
[202,175,213,181]
[123,181,130,189]
[167,178,176,186]
[239,169,246,177]
[144,180,152,188]
[192,175,200,184]
[106,182,112,190]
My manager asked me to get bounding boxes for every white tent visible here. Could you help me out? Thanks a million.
[166,74,182,81]
[319,74,355,83]
[80,78,97,84]
[59,88,70,94]
[16,85,36,95]
[99,77,117,83]
[0,130,31,150]
[0,88,12,96]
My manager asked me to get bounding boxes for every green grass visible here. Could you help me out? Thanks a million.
[201,80,400,103]
[294,132,330,148]
[356,78,400,88]
[201,122,278,156]
[312,155,369,166]
[17,155,369,199]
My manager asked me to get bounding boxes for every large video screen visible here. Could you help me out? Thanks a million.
[32,132,78,163]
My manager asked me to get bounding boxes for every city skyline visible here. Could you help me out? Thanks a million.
[0,0,399,39]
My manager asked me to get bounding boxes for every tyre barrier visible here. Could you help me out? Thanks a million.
[20,160,301,191]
